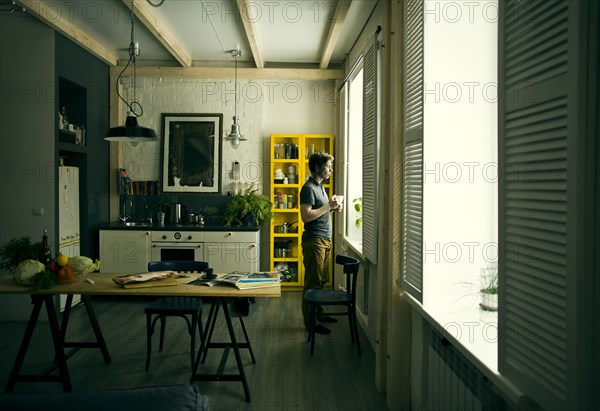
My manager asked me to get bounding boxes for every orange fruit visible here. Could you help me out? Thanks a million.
[57,265,76,284]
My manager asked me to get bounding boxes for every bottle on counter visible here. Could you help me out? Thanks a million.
[39,229,52,265]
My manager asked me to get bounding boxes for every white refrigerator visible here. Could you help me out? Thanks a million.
[58,166,81,310]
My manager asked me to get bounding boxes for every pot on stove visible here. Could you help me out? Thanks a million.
[275,221,297,233]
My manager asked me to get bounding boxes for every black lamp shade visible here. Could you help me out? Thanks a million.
[105,115,157,142]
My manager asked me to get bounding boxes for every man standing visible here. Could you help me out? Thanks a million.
[300,152,342,334]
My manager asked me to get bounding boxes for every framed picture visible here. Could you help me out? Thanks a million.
[161,113,223,193]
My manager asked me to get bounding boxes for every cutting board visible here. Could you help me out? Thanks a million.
[121,278,179,289]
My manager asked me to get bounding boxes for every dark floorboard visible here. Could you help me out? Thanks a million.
[0,292,388,411]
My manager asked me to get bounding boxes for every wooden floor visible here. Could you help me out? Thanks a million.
[0,292,388,411]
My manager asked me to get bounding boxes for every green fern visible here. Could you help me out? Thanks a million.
[223,185,273,226]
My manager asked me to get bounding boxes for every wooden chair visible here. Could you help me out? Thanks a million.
[305,255,361,355]
[145,260,208,371]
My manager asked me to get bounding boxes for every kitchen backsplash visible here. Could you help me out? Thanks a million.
[121,194,233,225]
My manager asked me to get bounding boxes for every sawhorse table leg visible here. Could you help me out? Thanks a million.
[5,295,71,392]
[5,293,110,392]
[190,297,251,402]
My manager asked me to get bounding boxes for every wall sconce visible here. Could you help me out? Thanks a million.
[105,0,157,143]
[224,49,247,149]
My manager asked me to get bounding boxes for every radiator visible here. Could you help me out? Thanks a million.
[426,329,502,411]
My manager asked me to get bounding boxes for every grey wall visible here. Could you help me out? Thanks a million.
[55,33,110,259]
[0,16,110,320]
[0,14,56,320]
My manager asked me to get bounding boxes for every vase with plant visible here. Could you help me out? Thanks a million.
[153,195,169,225]
[223,185,273,227]
[479,263,498,311]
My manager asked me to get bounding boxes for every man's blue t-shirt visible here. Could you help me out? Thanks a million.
[300,177,331,240]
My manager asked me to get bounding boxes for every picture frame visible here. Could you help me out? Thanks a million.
[161,113,223,193]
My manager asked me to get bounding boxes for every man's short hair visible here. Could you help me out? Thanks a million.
[308,152,334,174]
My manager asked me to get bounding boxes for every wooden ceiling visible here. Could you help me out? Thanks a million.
[14,0,378,80]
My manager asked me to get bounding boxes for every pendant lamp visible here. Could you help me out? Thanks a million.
[224,49,247,149]
[105,0,157,142]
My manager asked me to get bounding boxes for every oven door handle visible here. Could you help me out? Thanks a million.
[152,243,203,248]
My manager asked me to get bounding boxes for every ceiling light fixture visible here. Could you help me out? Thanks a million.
[105,0,157,143]
[224,49,247,149]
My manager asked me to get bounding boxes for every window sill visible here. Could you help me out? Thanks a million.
[343,236,364,259]
[405,293,526,408]
[424,297,498,373]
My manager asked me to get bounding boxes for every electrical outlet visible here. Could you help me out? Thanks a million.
[32,206,44,216]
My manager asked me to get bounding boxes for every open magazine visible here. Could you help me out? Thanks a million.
[187,271,280,289]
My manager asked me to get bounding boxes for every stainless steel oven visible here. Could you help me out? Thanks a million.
[151,231,204,262]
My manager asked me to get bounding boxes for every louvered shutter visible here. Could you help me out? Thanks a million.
[336,83,347,235]
[362,35,379,263]
[401,0,424,301]
[499,1,580,409]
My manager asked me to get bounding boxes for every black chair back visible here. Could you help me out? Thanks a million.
[148,260,208,273]
[335,255,360,302]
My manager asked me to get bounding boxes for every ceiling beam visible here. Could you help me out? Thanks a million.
[18,0,118,66]
[116,66,344,81]
[319,0,352,69]
[236,0,264,69]
[123,0,192,67]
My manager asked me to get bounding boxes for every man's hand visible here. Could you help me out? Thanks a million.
[331,196,343,212]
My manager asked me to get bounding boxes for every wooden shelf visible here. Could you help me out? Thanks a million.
[58,141,87,154]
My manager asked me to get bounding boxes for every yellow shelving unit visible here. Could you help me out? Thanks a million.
[270,134,334,290]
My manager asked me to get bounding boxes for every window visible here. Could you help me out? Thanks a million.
[340,33,380,261]
[402,1,596,409]
[422,1,498,312]
[402,0,499,370]
[345,61,364,243]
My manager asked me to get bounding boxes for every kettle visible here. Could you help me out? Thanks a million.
[169,203,187,224]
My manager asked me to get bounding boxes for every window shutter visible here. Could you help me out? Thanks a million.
[336,83,347,235]
[401,0,424,301]
[499,1,582,409]
[362,34,380,264]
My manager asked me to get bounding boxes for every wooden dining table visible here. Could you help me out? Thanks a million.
[0,272,281,402]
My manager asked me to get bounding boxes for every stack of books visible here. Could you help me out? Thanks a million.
[188,272,280,289]
[117,168,159,195]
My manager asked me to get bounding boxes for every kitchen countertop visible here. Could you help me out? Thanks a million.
[103,222,260,232]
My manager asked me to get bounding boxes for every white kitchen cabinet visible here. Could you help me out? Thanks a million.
[99,230,150,273]
[204,231,260,273]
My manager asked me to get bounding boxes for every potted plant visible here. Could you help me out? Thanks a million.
[352,197,362,228]
[479,263,498,311]
[223,185,273,227]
